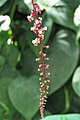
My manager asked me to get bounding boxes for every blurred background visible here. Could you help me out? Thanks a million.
[0,0,80,120]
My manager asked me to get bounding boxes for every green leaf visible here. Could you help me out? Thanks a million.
[38,0,60,8]
[61,0,80,10]
[8,76,40,120]
[48,29,79,94]
[17,0,30,14]
[20,49,38,77]
[0,77,15,119]
[72,66,80,97]
[1,44,20,71]
[0,0,8,7]
[46,5,75,30]
[41,114,80,120]
[0,2,11,14]
[0,56,5,66]
[69,87,80,112]
[42,14,53,45]
[46,87,66,114]
[0,30,11,41]
[0,77,13,104]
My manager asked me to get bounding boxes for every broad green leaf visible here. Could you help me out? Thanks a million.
[42,15,53,45]
[0,56,5,66]
[46,5,75,30]
[20,49,38,77]
[0,77,13,104]
[8,76,40,120]
[1,44,20,71]
[0,29,12,42]
[0,2,11,14]
[0,65,18,78]
[72,66,80,97]
[41,114,80,120]
[17,0,30,14]
[46,87,66,114]
[0,0,8,7]
[38,0,60,8]
[48,29,79,94]
[69,87,80,112]
[61,0,80,10]
[0,77,15,119]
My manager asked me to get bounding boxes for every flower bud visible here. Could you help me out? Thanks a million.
[43,54,46,57]
[47,73,51,76]
[39,78,42,81]
[31,27,35,31]
[39,51,42,55]
[47,80,50,83]
[44,26,47,31]
[38,69,41,72]
[46,86,49,90]
[39,64,42,68]
[44,95,47,99]
[40,72,44,76]
[45,64,50,70]
[46,45,49,49]
[44,80,47,83]
[44,58,49,61]
[39,88,42,92]
[35,58,41,62]
[27,15,34,22]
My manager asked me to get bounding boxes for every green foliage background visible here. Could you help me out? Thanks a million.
[0,0,80,120]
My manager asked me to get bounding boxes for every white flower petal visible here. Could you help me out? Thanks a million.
[44,26,47,30]
[74,5,80,26]
[0,15,10,31]
[31,27,35,31]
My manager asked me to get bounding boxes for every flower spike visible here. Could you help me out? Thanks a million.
[27,0,50,118]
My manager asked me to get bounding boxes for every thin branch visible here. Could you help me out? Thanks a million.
[32,0,34,5]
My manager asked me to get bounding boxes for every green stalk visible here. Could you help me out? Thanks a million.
[76,26,80,45]
[10,0,17,21]
[0,101,9,115]
[61,87,70,113]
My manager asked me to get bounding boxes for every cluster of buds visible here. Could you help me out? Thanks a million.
[27,0,50,118]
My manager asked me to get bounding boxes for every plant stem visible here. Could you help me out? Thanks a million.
[32,0,34,4]
[76,27,80,45]
[61,87,70,113]
[10,0,17,21]
[0,101,9,115]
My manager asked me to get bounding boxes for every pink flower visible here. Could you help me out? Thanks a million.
[38,28,44,34]
[38,34,44,40]
[27,15,34,22]
[38,26,47,34]
[31,10,36,16]
[34,17,42,27]
[31,25,39,34]
[32,38,40,46]
[34,3,42,14]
